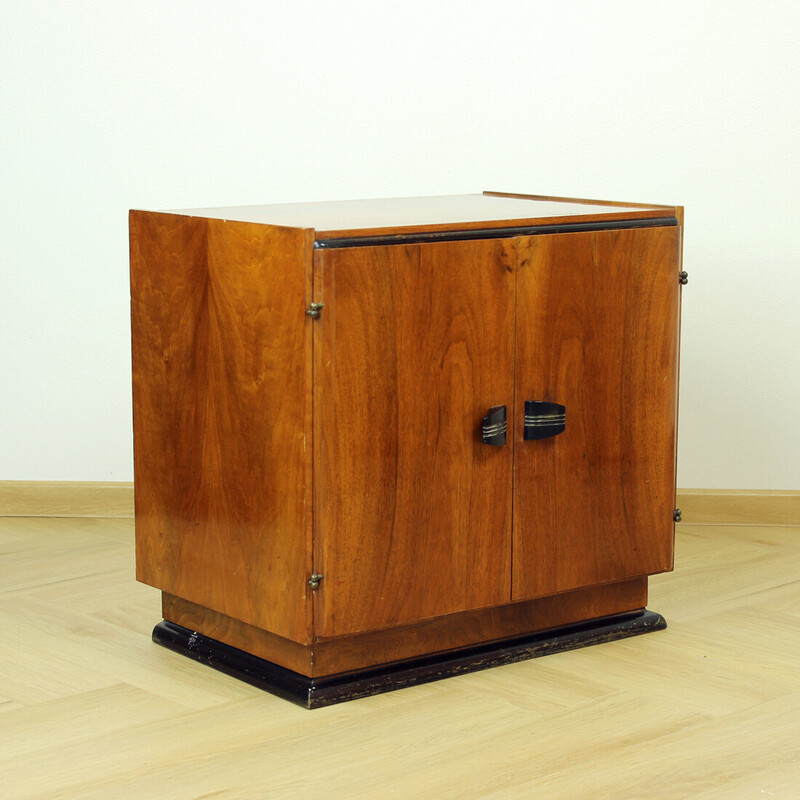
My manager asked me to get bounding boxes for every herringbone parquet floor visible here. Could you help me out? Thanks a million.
[2,514,799,798]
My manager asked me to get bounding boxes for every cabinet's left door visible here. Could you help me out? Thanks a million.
[313,239,515,638]
[130,213,313,644]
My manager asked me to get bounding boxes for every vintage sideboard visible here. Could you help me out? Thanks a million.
[129,191,685,707]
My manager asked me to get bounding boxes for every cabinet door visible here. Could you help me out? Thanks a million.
[314,239,515,637]
[513,227,681,601]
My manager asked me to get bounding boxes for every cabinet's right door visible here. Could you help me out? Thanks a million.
[513,226,681,601]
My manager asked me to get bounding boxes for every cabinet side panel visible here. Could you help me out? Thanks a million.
[130,212,310,642]
[513,227,680,600]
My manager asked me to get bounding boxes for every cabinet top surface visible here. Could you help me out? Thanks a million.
[156,192,677,238]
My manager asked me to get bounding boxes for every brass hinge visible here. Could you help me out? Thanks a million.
[306,302,324,319]
[673,508,682,522]
[679,271,688,285]
[308,573,324,590]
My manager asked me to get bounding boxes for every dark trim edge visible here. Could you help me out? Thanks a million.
[314,216,678,249]
[152,609,666,709]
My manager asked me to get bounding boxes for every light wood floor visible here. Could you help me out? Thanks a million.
[1,516,798,799]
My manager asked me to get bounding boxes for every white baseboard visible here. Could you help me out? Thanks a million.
[0,481,134,518]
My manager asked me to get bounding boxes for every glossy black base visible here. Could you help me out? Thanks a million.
[153,609,666,709]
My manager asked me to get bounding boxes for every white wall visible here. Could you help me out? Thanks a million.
[2,0,798,488]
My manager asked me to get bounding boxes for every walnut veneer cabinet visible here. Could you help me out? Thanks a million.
[129,191,685,707]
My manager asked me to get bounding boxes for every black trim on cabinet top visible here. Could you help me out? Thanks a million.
[313,216,679,249]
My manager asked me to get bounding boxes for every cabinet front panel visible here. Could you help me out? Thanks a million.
[314,240,515,637]
[513,227,681,600]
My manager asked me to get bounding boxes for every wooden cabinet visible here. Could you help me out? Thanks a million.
[130,192,684,707]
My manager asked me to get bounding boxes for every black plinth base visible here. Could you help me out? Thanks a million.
[153,609,666,709]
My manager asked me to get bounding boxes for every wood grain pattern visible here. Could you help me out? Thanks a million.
[7,482,795,527]
[0,481,134,518]
[153,610,664,708]
[677,489,800,525]
[161,593,313,676]
[483,189,675,210]
[312,208,670,239]
[160,581,645,678]
[129,212,312,642]
[313,239,516,637]
[311,578,646,676]
[166,193,673,239]
[513,227,681,600]
[4,516,800,798]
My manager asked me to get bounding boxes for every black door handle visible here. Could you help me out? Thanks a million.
[524,401,566,440]
[482,405,507,446]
